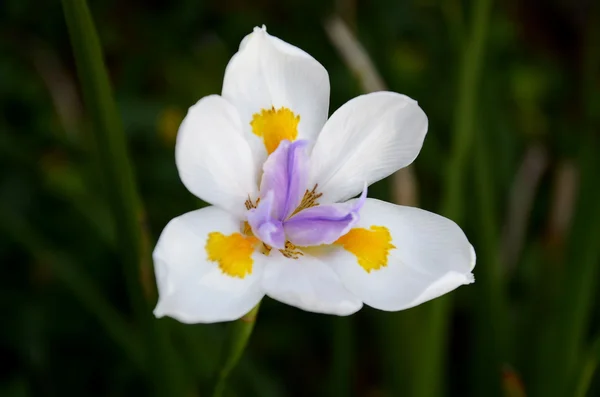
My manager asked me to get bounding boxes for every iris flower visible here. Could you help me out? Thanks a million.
[153,26,475,323]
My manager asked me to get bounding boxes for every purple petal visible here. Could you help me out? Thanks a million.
[259,139,309,221]
[283,185,367,246]
[247,190,286,249]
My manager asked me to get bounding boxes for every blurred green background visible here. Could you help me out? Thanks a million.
[2,0,600,396]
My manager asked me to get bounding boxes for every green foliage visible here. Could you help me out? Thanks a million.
[1,0,599,396]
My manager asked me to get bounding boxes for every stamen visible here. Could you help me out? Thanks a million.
[245,196,260,210]
[279,241,304,259]
[261,243,272,255]
[289,184,323,217]
[241,221,253,236]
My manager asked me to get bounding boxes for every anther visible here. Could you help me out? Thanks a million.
[290,184,322,217]
[279,241,304,259]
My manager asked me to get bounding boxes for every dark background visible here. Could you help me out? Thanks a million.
[1,0,599,396]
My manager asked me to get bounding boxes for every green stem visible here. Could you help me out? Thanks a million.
[442,0,493,222]
[413,0,493,396]
[573,336,600,397]
[212,303,261,397]
[61,0,149,317]
[60,1,185,395]
[471,126,508,397]
[532,7,600,396]
[535,134,600,397]
[412,297,450,397]
[327,316,355,396]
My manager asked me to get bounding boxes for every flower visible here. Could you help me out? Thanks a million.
[152,26,476,323]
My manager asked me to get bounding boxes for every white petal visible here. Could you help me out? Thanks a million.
[222,26,330,157]
[261,251,362,316]
[309,92,428,203]
[325,199,475,311]
[153,206,264,323]
[176,95,258,217]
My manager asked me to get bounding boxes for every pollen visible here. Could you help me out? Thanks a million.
[335,226,395,272]
[244,196,260,210]
[250,106,300,154]
[290,184,322,217]
[206,232,258,278]
[280,241,304,259]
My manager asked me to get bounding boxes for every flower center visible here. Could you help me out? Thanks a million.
[244,139,367,259]
[250,106,300,154]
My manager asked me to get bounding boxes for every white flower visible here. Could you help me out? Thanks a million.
[152,26,476,323]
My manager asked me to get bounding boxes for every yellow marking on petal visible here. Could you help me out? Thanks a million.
[250,106,300,154]
[206,232,258,278]
[335,226,395,272]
